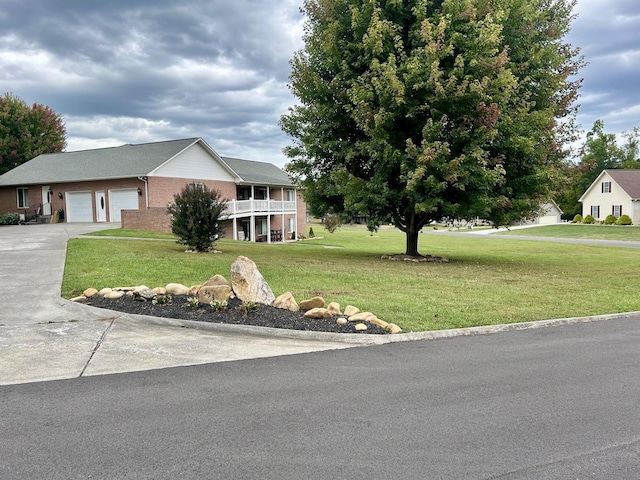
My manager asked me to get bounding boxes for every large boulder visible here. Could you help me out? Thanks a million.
[230,256,275,305]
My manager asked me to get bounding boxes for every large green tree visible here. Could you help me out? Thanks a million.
[0,92,67,175]
[281,0,582,256]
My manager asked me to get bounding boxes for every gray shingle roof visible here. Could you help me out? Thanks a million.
[0,138,200,186]
[606,169,640,199]
[222,157,293,187]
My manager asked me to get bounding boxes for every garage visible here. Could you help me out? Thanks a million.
[66,192,93,222]
[109,189,139,222]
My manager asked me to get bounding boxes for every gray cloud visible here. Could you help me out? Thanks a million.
[0,0,637,167]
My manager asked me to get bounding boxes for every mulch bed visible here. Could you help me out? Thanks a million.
[80,294,389,334]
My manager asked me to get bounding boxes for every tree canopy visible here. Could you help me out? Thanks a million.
[0,92,67,175]
[281,0,583,256]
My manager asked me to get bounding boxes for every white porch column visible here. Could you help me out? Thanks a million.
[250,215,255,242]
[267,215,271,244]
[232,216,237,241]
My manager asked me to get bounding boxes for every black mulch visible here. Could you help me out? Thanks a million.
[80,294,389,334]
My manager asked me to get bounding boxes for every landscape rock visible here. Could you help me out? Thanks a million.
[348,311,376,322]
[272,292,300,312]
[202,274,231,287]
[134,288,157,302]
[343,305,360,316]
[198,285,233,304]
[133,285,151,293]
[336,318,348,325]
[354,323,368,331]
[188,285,201,296]
[153,287,167,294]
[104,291,125,300]
[83,288,98,298]
[387,323,402,334]
[368,317,389,329]
[98,288,113,296]
[230,256,275,305]
[327,302,341,315]
[70,296,86,302]
[165,283,190,295]
[304,307,332,318]
[299,296,325,310]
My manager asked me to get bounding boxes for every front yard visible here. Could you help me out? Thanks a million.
[63,225,640,332]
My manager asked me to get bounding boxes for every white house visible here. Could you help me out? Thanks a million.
[579,169,640,223]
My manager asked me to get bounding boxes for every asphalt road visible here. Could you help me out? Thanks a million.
[2,315,639,479]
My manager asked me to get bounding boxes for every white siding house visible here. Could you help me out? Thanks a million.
[579,170,640,223]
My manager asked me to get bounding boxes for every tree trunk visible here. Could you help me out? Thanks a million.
[405,214,420,256]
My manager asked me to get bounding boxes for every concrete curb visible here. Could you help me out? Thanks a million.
[63,299,640,346]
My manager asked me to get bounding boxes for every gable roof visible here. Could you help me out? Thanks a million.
[579,169,640,202]
[605,169,640,199]
[0,138,293,188]
[222,157,292,187]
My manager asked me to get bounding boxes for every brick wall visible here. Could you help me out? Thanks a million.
[121,207,172,233]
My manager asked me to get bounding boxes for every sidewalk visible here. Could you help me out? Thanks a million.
[0,223,367,385]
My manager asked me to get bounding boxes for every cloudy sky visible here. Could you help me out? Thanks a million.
[0,0,638,167]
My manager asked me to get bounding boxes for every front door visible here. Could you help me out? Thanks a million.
[95,191,107,222]
[41,186,52,216]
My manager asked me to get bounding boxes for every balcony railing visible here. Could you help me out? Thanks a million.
[225,199,296,217]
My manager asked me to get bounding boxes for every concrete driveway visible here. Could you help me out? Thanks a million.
[0,223,365,384]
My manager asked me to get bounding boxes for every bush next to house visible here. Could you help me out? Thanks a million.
[167,184,228,252]
[0,212,20,225]
[604,214,618,225]
[583,214,595,224]
[617,214,633,225]
[572,214,582,223]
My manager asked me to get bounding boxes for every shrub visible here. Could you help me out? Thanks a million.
[167,184,228,252]
[186,296,199,309]
[322,213,342,233]
[0,212,20,225]
[572,214,582,223]
[604,214,617,225]
[210,299,228,312]
[617,214,633,225]
[238,301,259,316]
[152,294,172,305]
[308,227,315,238]
[583,214,595,224]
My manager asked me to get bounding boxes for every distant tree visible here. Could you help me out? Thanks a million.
[281,0,582,256]
[0,93,67,175]
[167,184,228,252]
[575,120,624,193]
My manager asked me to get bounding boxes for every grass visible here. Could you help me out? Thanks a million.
[63,225,640,332]
[84,228,177,240]
[495,224,640,241]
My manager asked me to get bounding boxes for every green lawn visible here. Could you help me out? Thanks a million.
[495,224,640,241]
[63,225,640,332]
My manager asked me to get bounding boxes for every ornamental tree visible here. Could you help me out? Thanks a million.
[167,184,229,252]
[0,93,67,175]
[281,0,582,256]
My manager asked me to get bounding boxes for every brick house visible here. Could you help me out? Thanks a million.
[579,169,640,223]
[0,137,306,242]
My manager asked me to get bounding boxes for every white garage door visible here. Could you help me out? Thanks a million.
[109,189,139,222]
[66,192,93,222]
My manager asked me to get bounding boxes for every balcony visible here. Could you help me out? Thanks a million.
[225,199,296,217]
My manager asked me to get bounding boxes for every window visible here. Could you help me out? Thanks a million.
[613,205,622,217]
[188,183,204,191]
[256,218,267,235]
[17,187,29,209]
[287,218,295,233]
[602,181,611,193]
[286,189,296,202]
[255,187,268,200]
[591,205,600,218]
